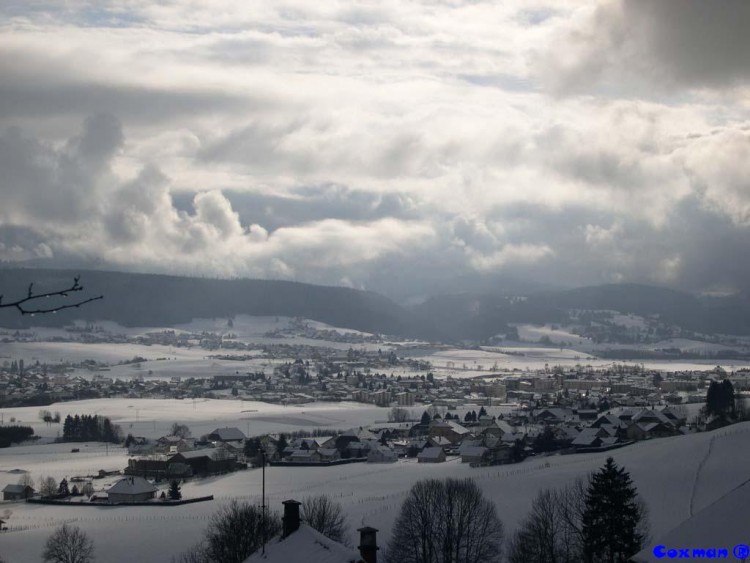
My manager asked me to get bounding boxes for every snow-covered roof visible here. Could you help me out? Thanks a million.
[171,447,223,460]
[2,484,32,493]
[107,476,157,496]
[460,446,488,457]
[244,524,361,563]
[418,447,445,459]
[209,427,246,441]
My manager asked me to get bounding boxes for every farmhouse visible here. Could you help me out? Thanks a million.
[367,445,398,463]
[206,427,246,446]
[2,484,34,501]
[106,476,157,503]
[417,447,446,463]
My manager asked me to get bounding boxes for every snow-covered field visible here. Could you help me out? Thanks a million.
[2,421,750,563]
[516,324,592,346]
[417,346,750,375]
[0,399,393,445]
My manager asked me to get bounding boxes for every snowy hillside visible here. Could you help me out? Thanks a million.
[1,417,750,563]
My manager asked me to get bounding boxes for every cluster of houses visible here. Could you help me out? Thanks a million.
[125,427,248,479]
[2,475,160,505]
[0,402,694,512]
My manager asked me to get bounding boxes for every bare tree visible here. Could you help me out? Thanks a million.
[201,500,281,563]
[170,423,191,438]
[42,523,95,563]
[17,472,35,489]
[40,476,58,498]
[302,494,349,544]
[0,276,102,316]
[386,477,504,563]
[507,481,587,563]
[388,407,411,422]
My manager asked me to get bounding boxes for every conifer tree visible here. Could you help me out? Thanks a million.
[168,480,182,500]
[581,457,646,563]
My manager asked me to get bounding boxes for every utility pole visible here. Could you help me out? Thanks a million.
[261,448,266,555]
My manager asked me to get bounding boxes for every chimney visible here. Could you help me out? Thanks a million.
[357,526,379,563]
[282,499,301,538]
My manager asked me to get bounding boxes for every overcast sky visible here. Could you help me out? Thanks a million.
[1,1,749,300]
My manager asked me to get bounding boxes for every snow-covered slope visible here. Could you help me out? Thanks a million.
[2,416,749,562]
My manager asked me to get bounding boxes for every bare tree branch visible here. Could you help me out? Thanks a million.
[0,275,102,316]
[302,494,349,544]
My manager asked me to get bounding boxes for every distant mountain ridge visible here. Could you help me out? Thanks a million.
[0,268,414,336]
[1,268,749,342]
[413,283,750,342]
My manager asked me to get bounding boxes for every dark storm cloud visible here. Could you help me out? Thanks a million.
[538,0,750,93]
[0,114,122,223]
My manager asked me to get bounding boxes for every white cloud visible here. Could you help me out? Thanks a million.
[1,1,750,296]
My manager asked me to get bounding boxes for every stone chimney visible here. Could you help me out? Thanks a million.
[282,499,301,538]
[357,526,379,563]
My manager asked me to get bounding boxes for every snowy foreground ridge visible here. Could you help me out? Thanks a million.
[1,402,750,562]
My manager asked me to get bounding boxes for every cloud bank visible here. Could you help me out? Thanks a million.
[1,1,749,299]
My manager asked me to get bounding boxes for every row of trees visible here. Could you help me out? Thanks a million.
[62,414,121,443]
[507,457,648,563]
[386,457,647,563]
[0,425,34,448]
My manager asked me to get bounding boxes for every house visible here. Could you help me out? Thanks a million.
[367,446,397,463]
[287,450,319,463]
[429,420,471,444]
[591,414,625,429]
[532,407,575,424]
[106,476,157,503]
[571,428,620,450]
[317,448,341,462]
[168,447,235,475]
[206,427,247,446]
[460,446,489,464]
[417,447,446,463]
[660,406,687,426]
[626,421,676,441]
[2,484,34,501]
[244,500,375,563]
[155,435,195,453]
[428,435,452,448]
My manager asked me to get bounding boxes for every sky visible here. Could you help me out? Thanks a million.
[1,0,749,301]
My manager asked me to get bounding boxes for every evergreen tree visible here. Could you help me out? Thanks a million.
[705,379,736,420]
[420,411,431,425]
[58,478,70,497]
[276,433,288,455]
[581,457,646,563]
[479,406,488,418]
[168,480,182,500]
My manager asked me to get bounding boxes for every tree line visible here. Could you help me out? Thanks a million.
[0,425,35,447]
[61,414,122,443]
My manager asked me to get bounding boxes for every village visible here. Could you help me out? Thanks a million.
[2,320,750,517]
[3,360,746,511]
